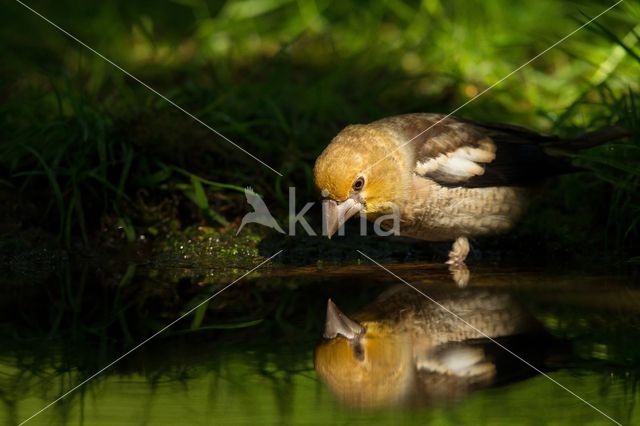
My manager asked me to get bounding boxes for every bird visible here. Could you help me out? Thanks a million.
[314,284,553,408]
[314,113,629,267]
[236,186,284,235]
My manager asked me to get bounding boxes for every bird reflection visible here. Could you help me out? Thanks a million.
[314,285,557,408]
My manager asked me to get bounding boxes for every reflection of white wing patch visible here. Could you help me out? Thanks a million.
[417,345,495,378]
[415,139,496,184]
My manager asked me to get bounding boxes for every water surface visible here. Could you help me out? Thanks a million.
[1,260,638,425]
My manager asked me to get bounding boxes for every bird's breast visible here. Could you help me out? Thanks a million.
[392,176,530,241]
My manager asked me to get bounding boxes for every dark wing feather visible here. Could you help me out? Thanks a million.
[457,141,575,187]
[372,113,574,188]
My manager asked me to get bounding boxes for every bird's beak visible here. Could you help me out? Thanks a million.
[323,299,365,340]
[322,198,364,239]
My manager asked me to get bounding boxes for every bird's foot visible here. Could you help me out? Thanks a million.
[445,236,470,266]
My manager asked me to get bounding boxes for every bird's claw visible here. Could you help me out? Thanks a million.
[446,236,471,287]
[446,236,470,265]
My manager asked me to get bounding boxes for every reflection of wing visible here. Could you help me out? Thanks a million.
[412,342,496,399]
[417,343,495,379]
[414,343,496,401]
[413,332,564,403]
[415,332,565,402]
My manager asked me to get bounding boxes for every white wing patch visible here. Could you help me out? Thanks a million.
[415,139,496,183]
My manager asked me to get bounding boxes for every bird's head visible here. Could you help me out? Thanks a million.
[314,299,413,408]
[314,124,412,238]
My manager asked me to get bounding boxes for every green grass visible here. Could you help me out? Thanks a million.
[0,0,638,258]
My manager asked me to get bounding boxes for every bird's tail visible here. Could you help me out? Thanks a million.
[547,126,631,152]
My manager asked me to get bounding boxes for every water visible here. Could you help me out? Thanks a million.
[1,258,639,425]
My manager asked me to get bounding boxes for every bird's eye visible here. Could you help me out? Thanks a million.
[352,176,365,192]
[353,342,365,361]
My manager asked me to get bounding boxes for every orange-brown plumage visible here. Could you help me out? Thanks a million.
[314,124,411,216]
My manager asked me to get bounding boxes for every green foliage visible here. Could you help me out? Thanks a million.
[1,0,638,257]
[0,82,238,244]
[562,17,640,258]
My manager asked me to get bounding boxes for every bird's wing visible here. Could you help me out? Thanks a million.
[373,113,573,188]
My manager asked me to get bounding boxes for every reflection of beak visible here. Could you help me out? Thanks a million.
[323,198,364,239]
[324,299,365,340]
